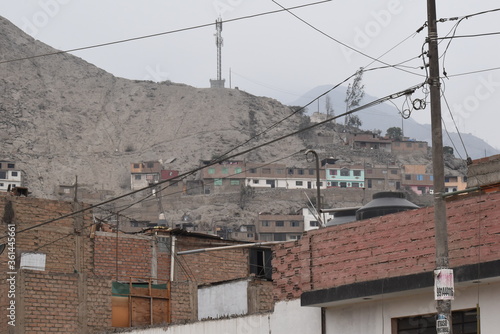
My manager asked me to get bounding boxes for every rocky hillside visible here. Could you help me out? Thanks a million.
[0,16,309,199]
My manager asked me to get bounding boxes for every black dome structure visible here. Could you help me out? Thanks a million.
[355,192,419,221]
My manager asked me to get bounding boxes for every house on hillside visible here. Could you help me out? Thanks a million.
[0,160,22,192]
[256,212,304,242]
[200,159,246,194]
[402,164,434,194]
[348,133,392,152]
[130,161,162,190]
[364,163,401,191]
[324,163,365,189]
[392,139,428,154]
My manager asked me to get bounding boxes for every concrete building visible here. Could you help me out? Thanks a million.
[200,160,246,194]
[324,163,365,189]
[256,212,304,241]
[402,164,434,194]
[130,161,162,190]
[364,163,402,191]
[391,139,428,154]
[0,160,22,192]
[348,133,392,152]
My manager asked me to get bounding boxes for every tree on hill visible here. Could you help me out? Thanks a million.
[347,115,362,128]
[344,68,365,126]
[386,127,403,141]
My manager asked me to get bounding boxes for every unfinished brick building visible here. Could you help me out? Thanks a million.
[0,194,273,333]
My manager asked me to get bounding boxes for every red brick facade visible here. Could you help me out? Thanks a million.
[0,195,111,334]
[272,191,500,301]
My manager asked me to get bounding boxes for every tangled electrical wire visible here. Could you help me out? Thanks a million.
[398,86,429,119]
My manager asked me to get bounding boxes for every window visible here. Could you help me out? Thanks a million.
[134,175,141,180]
[352,182,359,188]
[276,169,284,174]
[11,172,18,177]
[366,169,373,174]
[340,182,347,188]
[290,221,300,227]
[275,221,284,227]
[310,221,319,227]
[0,171,6,180]
[405,174,412,180]
[147,162,154,168]
[247,233,254,238]
[261,221,270,227]
[221,167,229,174]
[417,174,424,181]
[7,163,15,168]
[235,167,242,174]
[214,178,223,186]
[394,308,477,334]
[295,181,303,186]
[391,169,398,175]
[249,168,257,174]
[262,168,271,174]
[230,180,240,186]
[309,169,315,175]
[133,163,140,168]
[208,168,215,174]
[249,248,272,280]
[353,170,361,177]
[298,169,304,175]
[253,179,259,184]
[332,182,338,187]
[329,170,337,176]
[288,169,294,175]
[430,175,434,181]
[340,169,350,176]
[367,179,372,188]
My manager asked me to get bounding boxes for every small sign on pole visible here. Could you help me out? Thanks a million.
[436,314,451,333]
[434,269,454,300]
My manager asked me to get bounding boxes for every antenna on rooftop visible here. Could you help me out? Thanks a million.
[210,17,225,88]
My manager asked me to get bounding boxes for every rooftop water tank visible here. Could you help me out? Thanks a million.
[356,191,419,220]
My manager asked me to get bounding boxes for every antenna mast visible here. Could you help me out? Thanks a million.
[210,17,225,88]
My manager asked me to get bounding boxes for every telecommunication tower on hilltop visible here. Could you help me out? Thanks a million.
[210,17,225,88]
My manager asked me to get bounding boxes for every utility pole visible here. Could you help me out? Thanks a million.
[305,149,323,227]
[426,0,453,332]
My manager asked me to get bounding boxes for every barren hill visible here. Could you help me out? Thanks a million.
[0,16,309,199]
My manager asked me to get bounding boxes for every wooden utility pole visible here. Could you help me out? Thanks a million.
[426,0,453,332]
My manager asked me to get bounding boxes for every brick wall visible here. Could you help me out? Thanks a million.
[273,191,500,301]
[94,232,155,280]
[0,195,111,334]
[170,281,197,323]
[176,237,250,283]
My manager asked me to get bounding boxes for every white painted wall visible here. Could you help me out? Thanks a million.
[123,299,321,334]
[198,280,249,320]
[324,281,500,334]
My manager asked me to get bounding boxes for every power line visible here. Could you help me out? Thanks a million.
[437,31,500,40]
[271,0,425,78]
[438,7,500,22]
[0,1,332,66]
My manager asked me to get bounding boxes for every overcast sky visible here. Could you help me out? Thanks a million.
[1,0,499,150]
